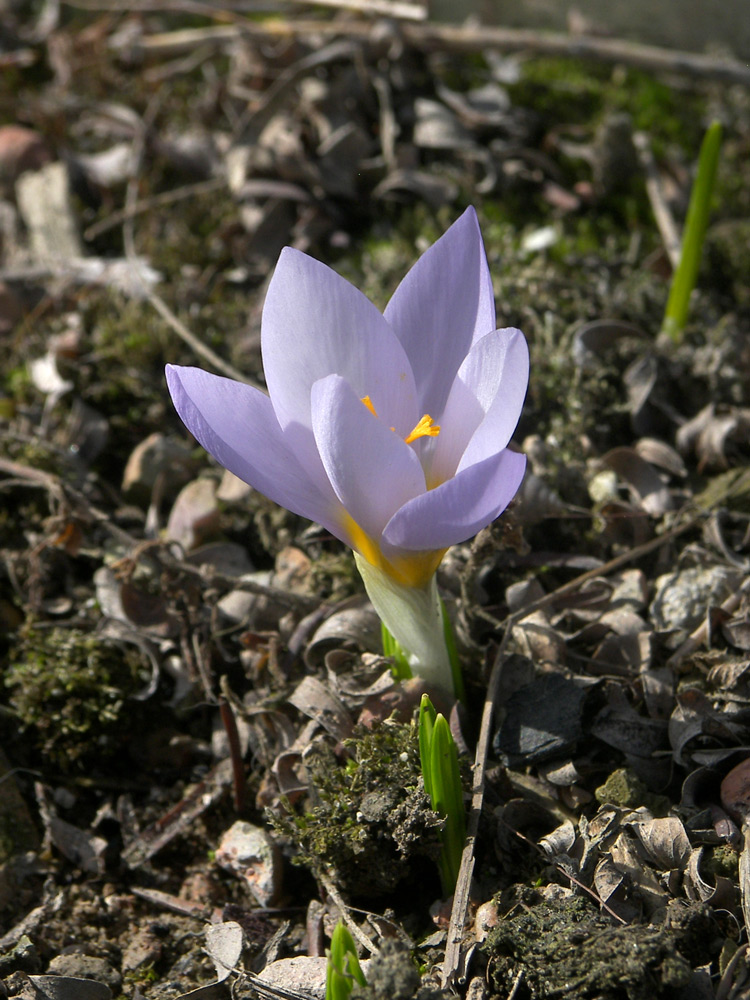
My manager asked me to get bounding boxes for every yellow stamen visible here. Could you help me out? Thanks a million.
[404,414,440,445]
[361,396,441,450]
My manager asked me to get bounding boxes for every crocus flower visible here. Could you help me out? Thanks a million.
[166,207,528,692]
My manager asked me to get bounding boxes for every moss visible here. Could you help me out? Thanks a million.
[270,719,444,897]
[595,767,671,816]
[351,939,421,1000]
[308,549,362,602]
[484,889,717,1000]
[5,622,149,773]
[703,844,739,882]
[508,58,705,157]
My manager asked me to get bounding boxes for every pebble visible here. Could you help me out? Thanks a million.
[46,954,121,994]
[215,821,282,906]
[650,566,742,632]
[259,956,372,1000]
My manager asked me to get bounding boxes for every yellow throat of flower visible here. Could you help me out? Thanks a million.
[343,396,445,588]
[343,512,446,589]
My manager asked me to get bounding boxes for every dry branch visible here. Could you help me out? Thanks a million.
[128,18,750,87]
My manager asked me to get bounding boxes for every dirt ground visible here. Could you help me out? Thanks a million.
[1,5,750,1000]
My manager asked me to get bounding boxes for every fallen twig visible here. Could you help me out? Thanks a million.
[318,869,380,956]
[441,640,501,987]
[403,22,750,86]
[634,131,682,270]
[291,0,426,19]
[219,694,248,815]
[128,18,750,87]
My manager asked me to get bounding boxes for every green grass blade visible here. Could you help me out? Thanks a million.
[418,694,437,800]
[662,119,723,343]
[430,714,466,893]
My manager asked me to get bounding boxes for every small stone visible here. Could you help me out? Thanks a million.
[121,432,194,499]
[259,957,373,1000]
[650,566,741,632]
[165,478,220,551]
[216,468,252,502]
[215,821,282,906]
[216,589,258,625]
[259,957,328,1000]
[121,926,163,973]
[46,954,121,994]
[474,901,499,942]
[0,935,40,975]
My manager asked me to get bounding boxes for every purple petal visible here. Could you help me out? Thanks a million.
[311,374,426,543]
[262,248,418,442]
[383,448,527,551]
[429,327,528,483]
[458,327,528,471]
[166,365,343,537]
[383,207,496,417]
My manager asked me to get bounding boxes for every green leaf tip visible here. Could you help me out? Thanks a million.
[326,922,367,1000]
[662,119,723,344]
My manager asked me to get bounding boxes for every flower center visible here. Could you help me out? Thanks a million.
[360,396,440,445]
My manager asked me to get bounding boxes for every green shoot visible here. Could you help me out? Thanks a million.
[326,922,367,1000]
[418,693,437,800]
[418,694,466,895]
[662,119,723,343]
[381,623,412,681]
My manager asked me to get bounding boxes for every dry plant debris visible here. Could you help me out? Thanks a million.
[1,4,750,1000]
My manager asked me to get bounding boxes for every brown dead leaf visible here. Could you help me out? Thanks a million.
[287,676,353,743]
[305,605,382,669]
[634,437,687,478]
[572,319,648,370]
[722,614,750,652]
[205,921,243,983]
[685,847,738,908]
[628,815,691,870]
[677,403,750,471]
[593,855,640,923]
[609,828,668,913]
[599,446,673,516]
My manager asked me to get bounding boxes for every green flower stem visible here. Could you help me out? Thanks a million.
[662,119,723,343]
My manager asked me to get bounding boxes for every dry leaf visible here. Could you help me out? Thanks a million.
[205,920,243,982]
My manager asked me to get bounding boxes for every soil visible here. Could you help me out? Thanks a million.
[1,6,750,1000]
